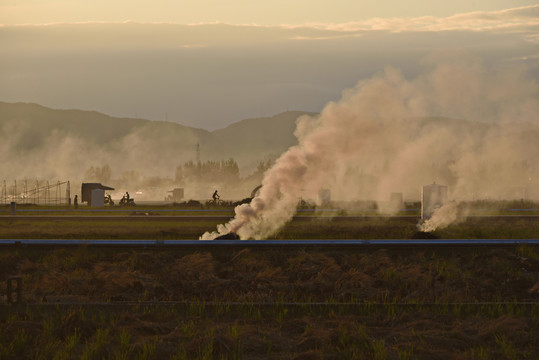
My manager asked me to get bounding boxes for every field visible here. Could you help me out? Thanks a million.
[0,203,538,359]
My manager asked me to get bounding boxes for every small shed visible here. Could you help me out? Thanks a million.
[166,188,184,202]
[81,183,115,207]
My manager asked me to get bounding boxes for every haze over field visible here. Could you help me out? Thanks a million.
[2,1,539,235]
[0,102,310,200]
[202,56,539,239]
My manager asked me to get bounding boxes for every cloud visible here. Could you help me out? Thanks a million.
[2,5,538,46]
[1,6,537,131]
[288,5,539,37]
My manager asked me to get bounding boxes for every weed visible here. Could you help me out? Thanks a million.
[170,346,188,360]
[135,337,158,360]
[517,245,539,260]
[381,268,396,282]
[11,328,29,357]
[188,301,206,317]
[495,334,517,360]
[197,329,215,360]
[42,317,55,339]
[0,343,11,359]
[372,339,387,360]
[398,345,416,360]
[228,323,242,359]
[81,328,110,360]
[336,324,352,351]
[35,339,62,360]
[452,303,463,318]
[276,307,288,329]
[468,346,491,360]
[215,302,231,316]
[181,320,197,337]
[113,329,132,360]
[60,329,81,359]
[486,303,504,318]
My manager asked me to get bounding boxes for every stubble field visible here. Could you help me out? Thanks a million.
[0,205,538,359]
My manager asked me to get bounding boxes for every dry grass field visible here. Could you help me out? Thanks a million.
[0,205,538,359]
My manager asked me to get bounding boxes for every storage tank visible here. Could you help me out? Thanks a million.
[91,189,105,207]
[390,192,403,210]
[421,182,447,220]
[318,189,331,204]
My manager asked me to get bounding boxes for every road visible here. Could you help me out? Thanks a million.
[1,239,538,248]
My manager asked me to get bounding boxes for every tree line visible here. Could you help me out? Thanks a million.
[83,158,275,188]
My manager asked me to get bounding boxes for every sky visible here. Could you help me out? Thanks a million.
[1,0,538,25]
[1,1,538,129]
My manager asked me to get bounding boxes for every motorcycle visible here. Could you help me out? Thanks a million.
[104,194,114,206]
[119,195,136,206]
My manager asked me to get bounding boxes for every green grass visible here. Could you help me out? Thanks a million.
[1,214,538,240]
[2,201,539,240]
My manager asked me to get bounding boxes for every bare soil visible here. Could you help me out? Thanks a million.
[1,245,538,359]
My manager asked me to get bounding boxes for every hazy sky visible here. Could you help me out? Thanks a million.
[1,1,538,129]
[1,0,538,25]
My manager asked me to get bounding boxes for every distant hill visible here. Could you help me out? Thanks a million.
[0,101,210,144]
[0,101,310,180]
[4,101,538,203]
[211,111,317,167]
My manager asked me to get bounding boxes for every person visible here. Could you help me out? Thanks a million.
[125,191,130,200]
[74,194,78,209]
[212,190,220,202]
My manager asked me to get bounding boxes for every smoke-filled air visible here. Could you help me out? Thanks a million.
[201,53,539,240]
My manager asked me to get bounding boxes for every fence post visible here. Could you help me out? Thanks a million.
[7,276,22,304]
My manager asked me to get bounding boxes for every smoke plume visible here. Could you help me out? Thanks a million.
[418,202,460,233]
[201,53,539,239]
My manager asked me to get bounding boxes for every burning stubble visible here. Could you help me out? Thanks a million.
[201,54,539,240]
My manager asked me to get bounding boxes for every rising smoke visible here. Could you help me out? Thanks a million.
[201,53,539,239]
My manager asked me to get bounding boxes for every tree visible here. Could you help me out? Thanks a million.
[175,158,240,185]
[221,158,240,183]
[84,164,111,183]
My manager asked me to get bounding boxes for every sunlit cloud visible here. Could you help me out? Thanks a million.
[285,5,539,36]
[3,5,538,35]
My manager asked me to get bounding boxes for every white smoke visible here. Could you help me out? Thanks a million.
[200,53,539,239]
[418,202,460,233]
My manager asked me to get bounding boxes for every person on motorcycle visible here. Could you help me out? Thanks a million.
[104,194,114,206]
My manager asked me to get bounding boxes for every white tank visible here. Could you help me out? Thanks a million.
[421,182,447,220]
[91,189,105,207]
[318,189,331,204]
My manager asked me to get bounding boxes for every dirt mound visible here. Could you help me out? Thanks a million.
[411,231,440,239]
[215,232,240,240]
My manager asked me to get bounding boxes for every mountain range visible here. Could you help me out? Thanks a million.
[3,101,539,203]
[0,101,313,181]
